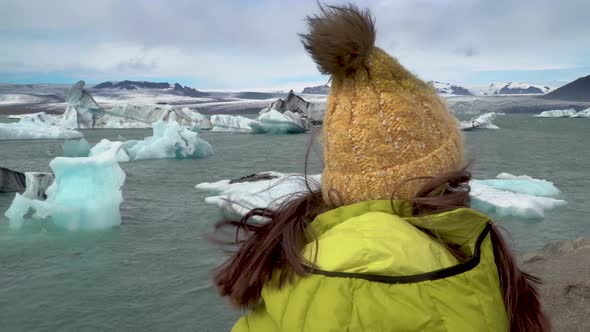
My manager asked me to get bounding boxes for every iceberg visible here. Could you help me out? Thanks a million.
[0,115,83,140]
[250,110,308,134]
[190,109,213,130]
[196,172,321,219]
[470,182,566,219]
[124,120,213,160]
[63,138,91,157]
[459,112,500,131]
[196,172,566,220]
[62,80,105,128]
[210,114,257,132]
[90,139,130,162]
[261,90,324,126]
[100,105,209,129]
[4,143,126,231]
[473,173,561,197]
[570,107,590,118]
[534,109,577,118]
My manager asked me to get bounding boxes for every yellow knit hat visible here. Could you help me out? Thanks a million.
[301,4,463,206]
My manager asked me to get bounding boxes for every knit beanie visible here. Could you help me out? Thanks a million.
[300,4,463,206]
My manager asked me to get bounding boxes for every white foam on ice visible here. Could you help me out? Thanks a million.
[4,143,126,230]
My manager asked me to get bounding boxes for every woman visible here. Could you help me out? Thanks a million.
[214,4,549,331]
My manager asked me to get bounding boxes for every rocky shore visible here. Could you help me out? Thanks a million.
[522,237,590,331]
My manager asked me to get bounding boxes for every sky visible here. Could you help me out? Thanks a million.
[1,0,589,90]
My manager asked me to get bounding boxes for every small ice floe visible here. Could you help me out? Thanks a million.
[534,109,577,118]
[470,173,567,219]
[195,172,321,219]
[459,112,500,131]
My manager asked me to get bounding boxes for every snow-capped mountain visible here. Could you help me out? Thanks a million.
[301,84,330,95]
[470,82,553,96]
[92,80,208,97]
[428,81,473,96]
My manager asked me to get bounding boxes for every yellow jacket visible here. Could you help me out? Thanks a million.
[233,200,508,331]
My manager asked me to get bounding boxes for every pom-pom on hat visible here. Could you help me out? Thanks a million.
[300,4,463,206]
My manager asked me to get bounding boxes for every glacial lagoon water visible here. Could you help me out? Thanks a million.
[0,114,588,331]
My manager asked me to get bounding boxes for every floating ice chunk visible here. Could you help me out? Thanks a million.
[62,81,105,128]
[90,139,130,162]
[472,173,561,197]
[0,122,83,140]
[210,115,257,132]
[196,172,321,219]
[470,181,566,219]
[125,120,213,160]
[570,108,590,118]
[250,110,308,134]
[63,138,91,157]
[197,172,566,220]
[534,109,577,118]
[4,143,126,230]
[18,112,60,126]
[188,108,212,130]
[459,112,499,130]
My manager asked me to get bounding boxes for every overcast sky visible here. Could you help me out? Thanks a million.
[1,0,589,90]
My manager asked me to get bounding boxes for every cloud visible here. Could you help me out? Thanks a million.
[0,0,589,88]
[455,47,479,58]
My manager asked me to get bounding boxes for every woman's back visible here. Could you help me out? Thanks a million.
[232,201,508,331]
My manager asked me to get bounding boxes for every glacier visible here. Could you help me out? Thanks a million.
[196,172,566,220]
[534,109,577,118]
[10,81,213,131]
[4,143,126,231]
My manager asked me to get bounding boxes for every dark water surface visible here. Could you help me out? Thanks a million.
[0,114,588,331]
